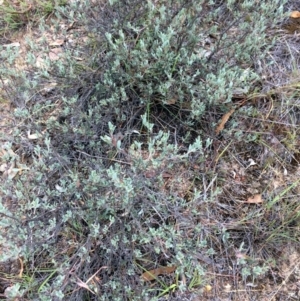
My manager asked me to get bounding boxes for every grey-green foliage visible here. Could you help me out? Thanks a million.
[0,125,206,300]
[0,0,287,300]
[81,0,285,121]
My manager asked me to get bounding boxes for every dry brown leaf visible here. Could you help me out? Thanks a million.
[246,194,263,204]
[141,266,177,281]
[36,56,46,68]
[0,147,16,158]
[74,57,84,61]
[49,48,63,61]
[144,170,156,178]
[290,11,300,18]
[162,172,172,178]
[166,98,176,105]
[215,107,235,135]
[17,257,24,278]
[49,39,65,46]
[2,161,16,179]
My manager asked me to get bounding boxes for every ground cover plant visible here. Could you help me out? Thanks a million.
[0,0,300,300]
[0,0,67,35]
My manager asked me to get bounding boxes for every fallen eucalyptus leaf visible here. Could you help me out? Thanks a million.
[141,266,177,281]
[246,194,263,204]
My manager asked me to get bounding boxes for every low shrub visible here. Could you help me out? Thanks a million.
[2,0,297,300]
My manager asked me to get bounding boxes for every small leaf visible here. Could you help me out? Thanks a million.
[141,266,177,281]
[166,98,176,105]
[55,184,65,193]
[215,107,235,135]
[144,170,156,178]
[27,131,42,140]
[0,163,8,172]
[223,283,232,292]
[7,169,20,180]
[49,48,63,61]
[41,82,57,94]
[49,39,65,46]
[246,194,263,204]
[245,158,257,169]
[290,11,300,18]
[3,42,20,47]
